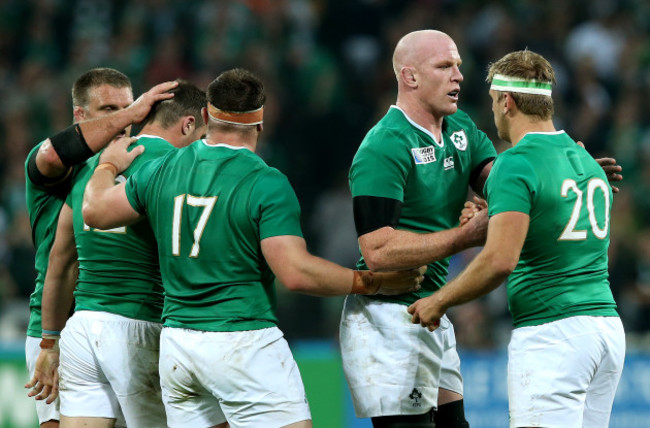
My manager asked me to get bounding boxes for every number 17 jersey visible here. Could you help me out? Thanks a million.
[125,140,304,333]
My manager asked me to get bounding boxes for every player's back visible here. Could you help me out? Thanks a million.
[69,135,173,323]
[127,140,302,332]
[488,131,617,327]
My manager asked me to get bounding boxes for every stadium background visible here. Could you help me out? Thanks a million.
[0,0,649,426]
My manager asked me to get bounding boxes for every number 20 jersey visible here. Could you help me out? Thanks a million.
[485,131,618,328]
[125,140,304,332]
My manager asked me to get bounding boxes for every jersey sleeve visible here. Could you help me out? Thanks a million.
[252,170,303,240]
[485,151,537,216]
[349,130,411,201]
[125,157,165,215]
[470,127,497,169]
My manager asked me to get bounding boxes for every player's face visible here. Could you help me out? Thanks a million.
[490,89,510,142]
[76,84,134,137]
[417,38,463,118]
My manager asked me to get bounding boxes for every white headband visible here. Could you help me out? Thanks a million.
[490,74,552,96]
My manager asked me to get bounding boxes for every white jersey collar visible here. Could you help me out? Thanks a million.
[201,139,251,151]
[390,105,444,148]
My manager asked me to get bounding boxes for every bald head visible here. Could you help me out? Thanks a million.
[392,30,455,79]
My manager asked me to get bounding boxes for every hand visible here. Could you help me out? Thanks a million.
[594,157,622,193]
[126,80,178,123]
[408,295,445,331]
[99,137,144,174]
[459,196,487,226]
[458,203,488,248]
[576,141,623,193]
[374,266,426,296]
[25,349,60,404]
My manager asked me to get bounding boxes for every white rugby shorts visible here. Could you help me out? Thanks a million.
[508,315,625,428]
[159,326,312,428]
[25,335,60,424]
[339,294,464,418]
[59,310,165,428]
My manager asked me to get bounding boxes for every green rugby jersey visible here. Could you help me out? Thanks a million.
[350,106,496,305]
[25,142,80,337]
[485,131,618,328]
[125,141,304,332]
[67,135,173,323]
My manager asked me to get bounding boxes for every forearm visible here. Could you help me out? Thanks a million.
[434,251,509,311]
[361,226,472,271]
[78,109,134,152]
[41,265,77,332]
[83,168,122,229]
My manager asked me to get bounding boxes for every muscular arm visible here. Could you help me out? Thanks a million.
[408,211,529,328]
[261,235,424,296]
[358,223,486,272]
[35,81,178,178]
[41,204,78,332]
[83,179,142,230]
[26,204,77,403]
[83,137,144,229]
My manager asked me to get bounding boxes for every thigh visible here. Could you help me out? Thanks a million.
[59,313,123,422]
[439,319,464,398]
[339,295,445,418]
[26,336,60,424]
[95,316,165,428]
[159,327,227,428]
[583,317,626,428]
[197,327,312,428]
[507,318,602,428]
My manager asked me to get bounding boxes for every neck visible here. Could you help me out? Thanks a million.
[396,98,444,140]
[205,132,257,152]
[509,117,556,146]
[139,123,178,146]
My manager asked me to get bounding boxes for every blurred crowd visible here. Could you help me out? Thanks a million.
[1,0,649,350]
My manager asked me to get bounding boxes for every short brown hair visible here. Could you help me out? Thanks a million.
[141,79,206,129]
[71,68,132,108]
[486,50,556,120]
[207,68,265,113]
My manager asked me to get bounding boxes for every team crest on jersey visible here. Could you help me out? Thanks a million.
[450,130,467,151]
[411,146,436,164]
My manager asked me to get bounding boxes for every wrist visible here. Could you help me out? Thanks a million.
[40,334,60,351]
[95,161,119,176]
[351,271,381,295]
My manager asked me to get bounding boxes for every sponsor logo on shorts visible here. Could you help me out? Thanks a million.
[412,146,436,164]
[409,388,423,408]
[444,156,455,170]
[451,130,468,151]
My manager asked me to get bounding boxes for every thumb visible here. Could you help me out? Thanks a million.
[576,141,585,148]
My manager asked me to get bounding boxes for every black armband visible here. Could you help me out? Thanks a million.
[469,156,495,196]
[49,123,94,167]
[353,196,402,237]
[26,149,72,188]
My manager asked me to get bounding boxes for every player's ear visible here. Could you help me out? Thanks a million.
[73,106,87,122]
[401,67,417,88]
[201,107,209,124]
[182,116,195,136]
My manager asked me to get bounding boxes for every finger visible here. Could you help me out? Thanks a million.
[130,145,145,158]
[152,80,180,94]
[418,266,427,275]
[407,303,416,315]
[611,186,619,193]
[595,157,616,165]
[25,377,37,389]
[576,141,585,148]
[36,384,52,401]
